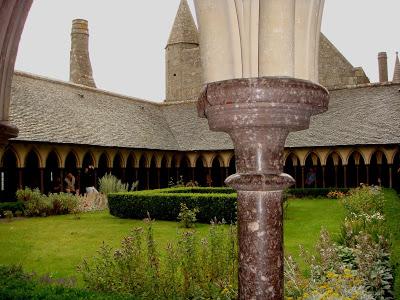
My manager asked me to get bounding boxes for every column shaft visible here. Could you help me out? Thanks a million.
[238,190,283,299]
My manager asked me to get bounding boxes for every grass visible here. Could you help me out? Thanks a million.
[384,189,400,298]
[0,198,344,283]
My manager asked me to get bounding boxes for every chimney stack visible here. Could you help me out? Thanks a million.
[392,52,400,83]
[70,19,96,88]
[378,52,388,83]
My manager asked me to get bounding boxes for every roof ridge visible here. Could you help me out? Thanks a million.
[13,70,161,106]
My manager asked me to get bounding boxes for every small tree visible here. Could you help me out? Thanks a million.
[177,203,199,228]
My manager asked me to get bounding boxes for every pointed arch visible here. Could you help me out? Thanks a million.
[284,153,300,188]
[1,148,19,200]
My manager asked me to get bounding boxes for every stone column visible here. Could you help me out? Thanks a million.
[343,165,347,188]
[322,166,326,188]
[198,77,329,299]
[366,165,370,185]
[389,165,393,188]
[60,168,64,191]
[301,166,305,188]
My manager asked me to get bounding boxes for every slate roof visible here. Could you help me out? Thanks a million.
[9,71,400,150]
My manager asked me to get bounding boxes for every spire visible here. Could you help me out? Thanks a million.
[167,0,198,46]
[393,52,400,83]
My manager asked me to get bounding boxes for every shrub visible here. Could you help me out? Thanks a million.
[177,203,199,228]
[288,188,349,198]
[48,193,79,215]
[76,193,108,213]
[108,188,237,223]
[16,187,42,203]
[3,210,13,220]
[0,201,24,215]
[23,194,52,217]
[98,174,128,195]
[78,219,238,299]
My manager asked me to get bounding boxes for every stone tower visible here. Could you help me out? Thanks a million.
[165,0,201,102]
[70,19,96,88]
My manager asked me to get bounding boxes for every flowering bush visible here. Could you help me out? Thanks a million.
[76,193,108,213]
[177,203,199,228]
[327,190,346,199]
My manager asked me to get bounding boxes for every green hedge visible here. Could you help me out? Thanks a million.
[0,265,132,300]
[108,188,237,223]
[108,187,349,223]
[0,202,24,215]
[288,188,350,198]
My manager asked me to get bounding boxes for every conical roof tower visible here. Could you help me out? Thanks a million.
[392,52,400,83]
[165,0,201,102]
[167,0,198,46]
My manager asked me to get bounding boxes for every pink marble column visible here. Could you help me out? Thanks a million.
[0,0,33,145]
[198,77,329,299]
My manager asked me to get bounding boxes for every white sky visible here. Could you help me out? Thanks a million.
[15,0,400,102]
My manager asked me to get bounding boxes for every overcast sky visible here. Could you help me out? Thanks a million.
[15,0,400,102]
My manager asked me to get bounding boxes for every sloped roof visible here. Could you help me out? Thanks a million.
[10,72,178,150]
[166,0,199,46]
[9,72,400,150]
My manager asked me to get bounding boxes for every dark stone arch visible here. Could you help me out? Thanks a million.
[97,153,109,181]
[347,151,367,187]
[370,151,389,187]
[179,157,190,185]
[284,153,300,188]
[1,149,19,201]
[160,156,169,188]
[138,155,147,190]
[45,151,60,194]
[170,156,178,185]
[305,152,323,188]
[149,156,158,189]
[112,153,123,181]
[65,152,78,175]
[211,156,223,187]
[393,152,400,192]
[82,152,95,168]
[24,150,40,190]
[325,152,344,188]
[125,154,136,189]
[228,155,236,176]
[195,156,206,187]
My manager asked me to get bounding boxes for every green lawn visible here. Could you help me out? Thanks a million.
[384,189,400,297]
[0,198,344,282]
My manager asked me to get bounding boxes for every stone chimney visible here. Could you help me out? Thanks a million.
[392,52,400,83]
[70,19,96,88]
[378,52,388,83]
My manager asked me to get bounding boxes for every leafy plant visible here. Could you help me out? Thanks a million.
[3,210,13,221]
[177,203,199,228]
[78,220,238,299]
[98,174,128,195]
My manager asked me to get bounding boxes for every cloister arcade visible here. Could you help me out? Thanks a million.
[0,142,398,200]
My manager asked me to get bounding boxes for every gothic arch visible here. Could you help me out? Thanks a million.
[1,146,21,168]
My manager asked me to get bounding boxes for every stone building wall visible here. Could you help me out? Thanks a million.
[319,34,369,88]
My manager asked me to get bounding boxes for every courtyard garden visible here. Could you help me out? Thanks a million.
[0,183,398,299]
